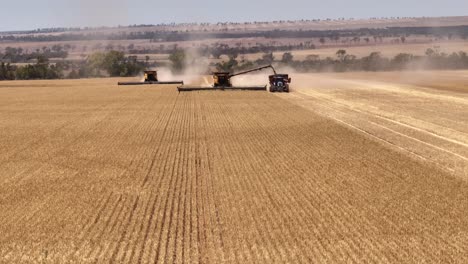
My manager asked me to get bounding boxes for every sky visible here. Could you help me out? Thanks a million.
[1,0,467,31]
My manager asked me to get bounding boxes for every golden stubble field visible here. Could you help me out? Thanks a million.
[286,70,468,179]
[0,74,467,263]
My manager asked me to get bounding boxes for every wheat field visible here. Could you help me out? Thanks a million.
[0,75,467,263]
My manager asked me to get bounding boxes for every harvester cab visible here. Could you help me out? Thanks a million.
[144,71,158,82]
[177,65,276,92]
[213,72,233,87]
[118,70,183,86]
[269,74,291,93]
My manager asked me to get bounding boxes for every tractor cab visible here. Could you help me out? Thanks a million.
[269,74,291,92]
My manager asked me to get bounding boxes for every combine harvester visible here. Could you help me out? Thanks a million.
[177,65,290,92]
[118,70,184,86]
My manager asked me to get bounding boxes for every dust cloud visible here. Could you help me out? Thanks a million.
[154,68,208,85]
[147,48,212,85]
[230,73,270,87]
[230,65,297,87]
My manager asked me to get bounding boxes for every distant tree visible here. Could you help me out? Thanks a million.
[169,50,186,73]
[236,60,255,71]
[362,52,386,71]
[392,53,413,69]
[36,54,49,64]
[81,51,142,77]
[332,35,340,43]
[336,50,347,62]
[216,55,238,72]
[87,52,107,76]
[305,54,320,61]
[105,44,115,51]
[0,62,15,80]
[344,54,357,62]
[258,52,274,64]
[14,55,61,80]
[425,48,437,57]
[281,52,294,64]
[352,37,361,43]
[51,44,63,53]
[67,69,80,79]
[102,51,142,77]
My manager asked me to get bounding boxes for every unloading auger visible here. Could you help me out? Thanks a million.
[177,65,276,92]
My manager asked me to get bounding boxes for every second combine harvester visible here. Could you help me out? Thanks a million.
[118,70,184,86]
[177,65,291,92]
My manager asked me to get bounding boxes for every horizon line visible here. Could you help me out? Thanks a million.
[1,15,467,34]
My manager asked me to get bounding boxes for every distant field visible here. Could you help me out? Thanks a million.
[47,40,468,66]
[1,71,468,262]
[240,41,468,61]
[107,41,468,66]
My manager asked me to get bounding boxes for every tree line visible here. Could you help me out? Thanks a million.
[0,45,69,63]
[284,49,468,72]
[166,48,468,74]
[2,26,467,43]
[130,42,317,58]
[0,56,62,80]
[2,48,468,81]
[0,51,144,80]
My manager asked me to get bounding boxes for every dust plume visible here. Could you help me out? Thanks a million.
[230,73,270,87]
[151,67,205,85]
[230,65,296,88]
[181,48,211,84]
[147,47,212,85]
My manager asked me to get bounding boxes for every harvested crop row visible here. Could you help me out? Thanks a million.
[0,79,467,263]
[288,73,468,179]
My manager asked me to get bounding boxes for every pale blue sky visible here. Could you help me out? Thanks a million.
[1,0,467,31]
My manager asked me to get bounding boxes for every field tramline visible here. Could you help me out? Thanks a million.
[0,75,467,262]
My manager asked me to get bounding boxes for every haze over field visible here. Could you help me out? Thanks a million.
[1,0,468,30]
